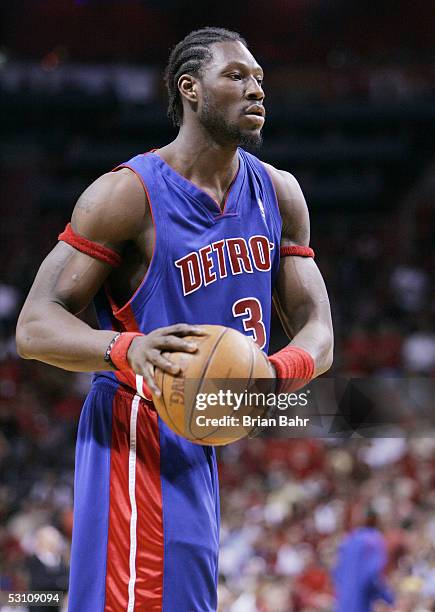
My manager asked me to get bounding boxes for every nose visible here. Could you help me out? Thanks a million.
[246,76,265,101]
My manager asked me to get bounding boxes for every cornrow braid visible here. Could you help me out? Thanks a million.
[164,27,247,127]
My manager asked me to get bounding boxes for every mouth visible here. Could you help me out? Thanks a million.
[244,104,265,118]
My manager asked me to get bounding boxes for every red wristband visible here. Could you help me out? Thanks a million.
[109,332,144,371]
[268,346,314,392]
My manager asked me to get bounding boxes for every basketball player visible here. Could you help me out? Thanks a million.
[334,513,394,611]
[16,28,333,611]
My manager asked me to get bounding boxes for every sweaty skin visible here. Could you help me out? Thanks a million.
[16,40,333,391]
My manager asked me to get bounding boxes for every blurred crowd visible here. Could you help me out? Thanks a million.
[218,435,435,611]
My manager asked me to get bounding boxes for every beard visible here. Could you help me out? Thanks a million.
[198,94,263,151]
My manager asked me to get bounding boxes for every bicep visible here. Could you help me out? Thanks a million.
[21,242,112,318]
[21,168,148,316]
[263,163,310,246]
[269,166,330,331]
[279,172,310,247]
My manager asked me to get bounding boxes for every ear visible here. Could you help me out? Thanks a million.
[177,74,198,103]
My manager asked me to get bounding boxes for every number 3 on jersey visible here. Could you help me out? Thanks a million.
[232,297,266,349]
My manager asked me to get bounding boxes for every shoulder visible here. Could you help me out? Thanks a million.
[261,161,307,214]
[261,161,310,244]
[71,167,148,246]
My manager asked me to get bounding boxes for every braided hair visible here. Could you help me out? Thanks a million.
[164,27,247,127]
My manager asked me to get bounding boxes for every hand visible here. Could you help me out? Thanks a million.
[127,323,207,397]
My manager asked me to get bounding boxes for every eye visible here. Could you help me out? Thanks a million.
[228,73,242,80]
[256,76,264,85]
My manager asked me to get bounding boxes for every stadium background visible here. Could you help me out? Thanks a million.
[0,1,434,610]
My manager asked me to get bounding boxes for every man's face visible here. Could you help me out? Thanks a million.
[196,41,265,149]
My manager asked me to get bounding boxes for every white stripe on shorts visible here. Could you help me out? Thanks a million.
[127,394,140,611]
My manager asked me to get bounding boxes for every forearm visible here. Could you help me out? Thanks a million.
[273,256,334,378]
[16,302,117,372]
[288,318,333,377]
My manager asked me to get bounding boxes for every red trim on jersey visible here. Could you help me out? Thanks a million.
[107,300,141,335]
[58,223,122,267]
[134,399,164,607]
[108,162,157,317]
[105,390,134,609]
[280,245,315,258]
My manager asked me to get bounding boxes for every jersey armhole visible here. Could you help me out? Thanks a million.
[104,162,167,323]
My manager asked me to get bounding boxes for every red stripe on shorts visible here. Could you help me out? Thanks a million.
[134,399,164,608]
[104,388,164,611]
[105,389,135,610]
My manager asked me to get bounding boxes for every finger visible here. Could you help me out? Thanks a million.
[154,336,199,353]
[164,323,208,337]
[149,350,181,375]
[142,364,161,398]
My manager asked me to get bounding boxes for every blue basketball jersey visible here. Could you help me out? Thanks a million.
[69,148,282,611]
[95,147,281,360]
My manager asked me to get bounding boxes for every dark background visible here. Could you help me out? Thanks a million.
[0,2,434,610]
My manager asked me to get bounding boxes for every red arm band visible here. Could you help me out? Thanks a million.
[58,223,122,268]
[268,346,314,392]
[109,332,144,371]
[280,245,315,258]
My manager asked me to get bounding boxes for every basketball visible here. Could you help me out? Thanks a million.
[153,325,274,445]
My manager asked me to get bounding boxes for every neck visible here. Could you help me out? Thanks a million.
[156,124,240,204]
